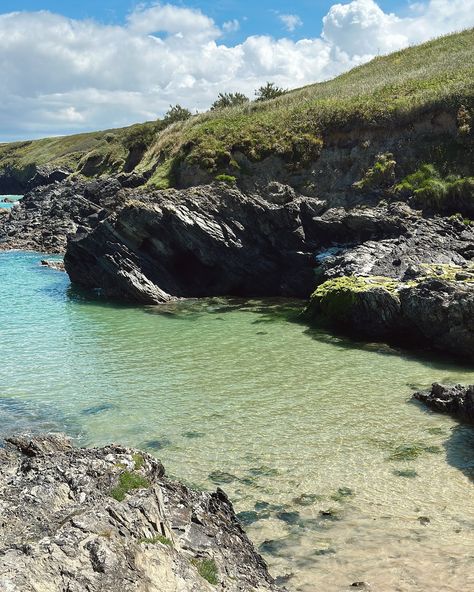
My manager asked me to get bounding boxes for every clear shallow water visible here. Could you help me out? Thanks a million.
[1,251,474,591]
[0,195,22,209]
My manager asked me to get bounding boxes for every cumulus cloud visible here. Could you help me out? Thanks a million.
[0,0,473,140]
[278,14,303,32]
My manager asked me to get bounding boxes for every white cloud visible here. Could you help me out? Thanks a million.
[0,0,473,141]
[223,19,240,33]
[278,14,303,32]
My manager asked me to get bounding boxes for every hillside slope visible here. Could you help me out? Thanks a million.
[0,28,473,198]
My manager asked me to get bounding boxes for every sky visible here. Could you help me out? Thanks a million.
[1,0,473,141]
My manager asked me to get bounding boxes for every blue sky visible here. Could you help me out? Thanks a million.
[0,0,472,140]
[1,0,414,42]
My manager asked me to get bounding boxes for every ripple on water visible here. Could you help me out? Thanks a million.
[1,251,474,591]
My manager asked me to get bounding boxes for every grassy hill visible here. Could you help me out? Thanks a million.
[1,28,473,193]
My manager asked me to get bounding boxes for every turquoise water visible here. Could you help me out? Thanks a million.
[1,251,474,591]
[0,195,22,209]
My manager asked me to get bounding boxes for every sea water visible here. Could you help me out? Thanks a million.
[0,195,23,210]
[1,251,474,591]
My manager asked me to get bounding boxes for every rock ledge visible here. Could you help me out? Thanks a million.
[0,434,283,592]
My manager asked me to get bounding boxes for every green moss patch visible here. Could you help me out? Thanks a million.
[191,558,219,585]
[110,471,151,501]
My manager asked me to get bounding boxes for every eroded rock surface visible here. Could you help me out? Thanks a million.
[0,434,283,592]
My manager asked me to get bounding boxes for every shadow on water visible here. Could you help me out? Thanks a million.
[444,424,474,482]
[65,281,474,378]
[411,396,474,482]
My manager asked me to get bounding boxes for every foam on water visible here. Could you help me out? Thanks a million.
[1,251,474,591]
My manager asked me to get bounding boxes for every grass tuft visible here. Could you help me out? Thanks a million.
[110,470,150,502]
[191,558,219,585]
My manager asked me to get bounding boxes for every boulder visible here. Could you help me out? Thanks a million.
[414,383,474,423]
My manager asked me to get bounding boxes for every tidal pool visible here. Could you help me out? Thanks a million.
[1,251,474,591]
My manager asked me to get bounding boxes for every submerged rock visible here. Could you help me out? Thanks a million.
[41,259,65,272]
[414,383,474,423]
[0,434,283,592]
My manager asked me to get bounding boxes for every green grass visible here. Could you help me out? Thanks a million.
[110,470,151,501]
[191,558,219,585]
[132,453,145,470]
[395,164,474,214]
[1,28,473,187]
[138,534,172,546]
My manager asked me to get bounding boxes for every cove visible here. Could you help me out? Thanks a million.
[1,251,474,591]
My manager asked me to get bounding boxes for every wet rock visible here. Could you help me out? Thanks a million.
[208,470,237,485]
[292,493,323,506]
[393,469,418,478]
[0,434,283,592]
[275,511,300,525]
[414,383,474,423]
[40,259,65,272]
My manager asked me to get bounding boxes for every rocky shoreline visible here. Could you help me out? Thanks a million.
[1,177,474,360]
[0,433,283,592]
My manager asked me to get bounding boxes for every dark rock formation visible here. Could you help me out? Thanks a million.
[64,183,325,303]
[306,274,474,360]
[414,383,474,423]
[312,203,474,281]
[0,177,126,252]
[0,165,70,195]
[0,433,283,592]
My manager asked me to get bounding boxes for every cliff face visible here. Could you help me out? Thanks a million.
[0,434,283,592]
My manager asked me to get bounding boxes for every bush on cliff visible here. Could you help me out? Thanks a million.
[395,164,474,215]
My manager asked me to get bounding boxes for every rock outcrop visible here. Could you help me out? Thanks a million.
[64,183,326,303]
[0,177,126,252]
[414,383,474,423]
[0,433,283,592]
[3,174,474,359]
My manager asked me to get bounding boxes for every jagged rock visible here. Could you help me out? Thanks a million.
[65,184,321,303]
[0,434,283,592]
[414,383,474,423]
[0,177,128,253]
[313,203,474,281]
[26,167,70,191]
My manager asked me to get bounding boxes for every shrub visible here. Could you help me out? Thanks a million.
[395,164,474,213]
[191,558,219,585]
[353,153,396,190]
[211,92,249,110]
[215,174,237,185]
[255,82,287,102]
[163,105,192,126]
